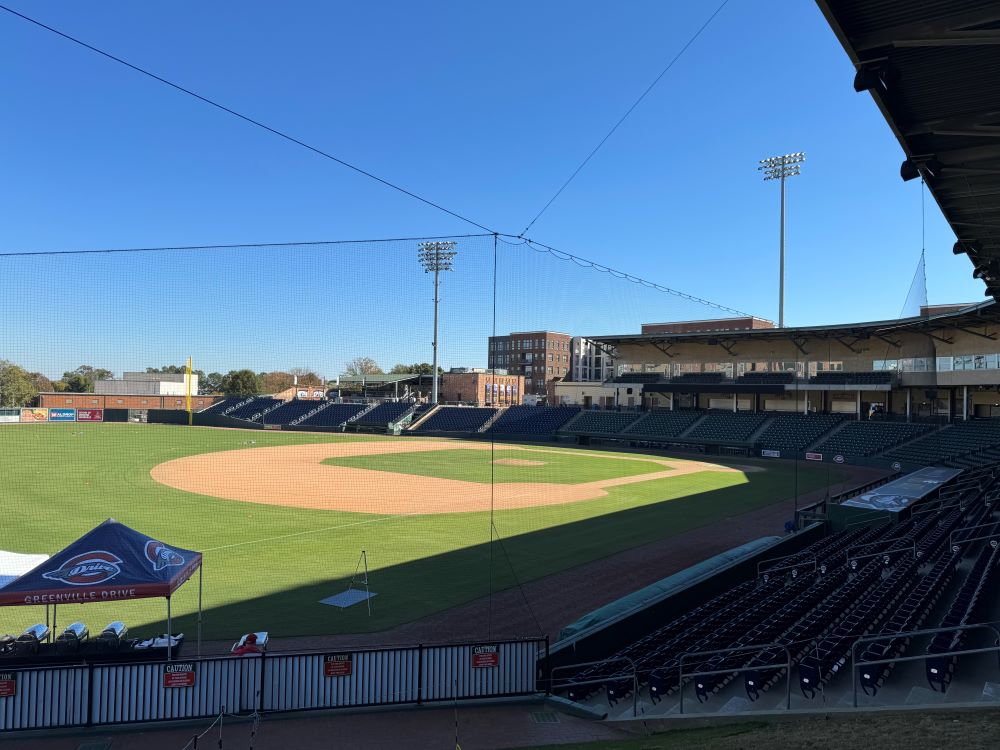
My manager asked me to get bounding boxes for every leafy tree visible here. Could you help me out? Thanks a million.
[344,357,383,377]
[221,369,261,396]
[29,372,53,393]
[389,363,441,375]
[261,371,294,393]
[288,367,322,386]
[61,365,113,393]
[0,361,38,407]
[201,372,224,394]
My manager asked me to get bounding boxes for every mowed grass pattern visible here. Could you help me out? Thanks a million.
[324,446,669,483]
[0,425,838,641]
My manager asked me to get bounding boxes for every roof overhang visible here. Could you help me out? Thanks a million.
[816,0,1000,299]
[592,299,1000,348]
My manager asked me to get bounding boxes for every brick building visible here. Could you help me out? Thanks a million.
[439,369,525,406]
[640,317,774,335]
[487,331,572,397]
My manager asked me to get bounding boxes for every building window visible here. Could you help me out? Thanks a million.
[66,399,73,405]
[116,399,123,404]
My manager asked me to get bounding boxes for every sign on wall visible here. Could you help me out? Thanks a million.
[0,672,16,698]
[323,653,352,677]
[805,452,823,461]
[761,449,781,458]
[471,644,500,669]
[19,409,48,423]
[48,408,76,422]
[162,663,196,688]
[76,409,104,422]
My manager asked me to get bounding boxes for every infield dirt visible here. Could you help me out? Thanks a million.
[150,439,752,514]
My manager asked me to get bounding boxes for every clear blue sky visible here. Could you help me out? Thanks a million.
[0,1,981,378]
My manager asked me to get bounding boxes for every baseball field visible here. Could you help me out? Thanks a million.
[0,423,840,642]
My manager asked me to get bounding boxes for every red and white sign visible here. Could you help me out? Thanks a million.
[0,672,16,698]
[323,653,352,677]
[471,644,500,669]
[162,663,196,688]
[77,409,104,422]
[805,452,823,462]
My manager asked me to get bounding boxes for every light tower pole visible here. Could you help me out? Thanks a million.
[418,241,457,404]
[759,152,805,328]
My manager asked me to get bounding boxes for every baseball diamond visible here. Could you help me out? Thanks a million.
[0,423,838,641]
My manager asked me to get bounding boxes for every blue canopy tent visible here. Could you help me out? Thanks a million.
[0,519,203,659]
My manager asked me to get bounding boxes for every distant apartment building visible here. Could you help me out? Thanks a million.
[570,336,616,382]
[487,331,572,396]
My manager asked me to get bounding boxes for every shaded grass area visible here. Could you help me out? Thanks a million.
[518,709,1000,749]
[0,425,837,640]
[323,446,670,484]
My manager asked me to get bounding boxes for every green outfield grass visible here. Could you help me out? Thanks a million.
[324,446,671,483]
[0,424,840,642]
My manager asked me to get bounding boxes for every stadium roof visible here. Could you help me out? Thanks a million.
[592,299,1000,348]
[817,0,1000,300]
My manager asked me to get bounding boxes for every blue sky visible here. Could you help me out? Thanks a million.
[0,1,981,378]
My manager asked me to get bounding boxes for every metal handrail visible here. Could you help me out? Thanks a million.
[550,656,640,717]
[847,539,916,566]
[950,522,1000,549]
[850,622,1000,707]
[678,642,792,713]
[756,558,817,582]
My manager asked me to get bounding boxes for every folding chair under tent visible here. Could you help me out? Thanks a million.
[0,518,203,659]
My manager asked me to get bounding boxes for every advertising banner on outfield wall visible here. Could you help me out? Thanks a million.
[76,409,104,422]
[805,452,823,461]
[48,409,76,422]
[0,410,19,423]
[19,409,48,423]
[761,449,780,458]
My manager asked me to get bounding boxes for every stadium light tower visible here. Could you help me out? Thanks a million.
[759,152,805,328]
[418,241,457,404]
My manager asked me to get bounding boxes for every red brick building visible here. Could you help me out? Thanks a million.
[641,317,774,335]
[439,370,525,406]
[487,331,572,397]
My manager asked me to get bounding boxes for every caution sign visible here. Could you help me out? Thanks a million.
[162,663,196,688]
[0,672,16,698]
[323,653,352,677]
[471,644,500,669]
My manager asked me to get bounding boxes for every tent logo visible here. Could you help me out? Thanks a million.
[42,551,123,586]
[145,541,184,572]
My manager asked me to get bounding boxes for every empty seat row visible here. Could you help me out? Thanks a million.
[412,406,498,432]
[685,412,768,442]
[560,411,642,435]
[486,405,581,435]
[813,421,932,457]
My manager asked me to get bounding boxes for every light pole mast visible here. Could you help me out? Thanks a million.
[759,152,805,328]
[418,241,457,404]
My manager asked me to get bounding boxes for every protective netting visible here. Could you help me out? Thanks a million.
[0,234,769,649]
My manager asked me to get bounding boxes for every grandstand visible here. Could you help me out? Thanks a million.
[485,405,581,436]
[684,411,769,442]
[411,406,498,433]
[551,466,1000,714]
[756,413,844,452]
[813,420,932,458]
[560,410,643,436]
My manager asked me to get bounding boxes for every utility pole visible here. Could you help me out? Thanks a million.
[418,241,457,404]
[759,152,805,328]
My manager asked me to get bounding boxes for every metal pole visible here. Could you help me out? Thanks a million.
[197,564,203,658]
[779,172,786,328]
[432,264,440,404]
[167,596,172,662]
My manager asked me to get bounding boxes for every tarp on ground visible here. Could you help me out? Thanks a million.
[0,551,50,590]
[556,535,782,643]
[0,519,201,606]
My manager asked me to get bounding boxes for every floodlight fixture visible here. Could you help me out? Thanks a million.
[418,241,458,404]
[759,151,806,327]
